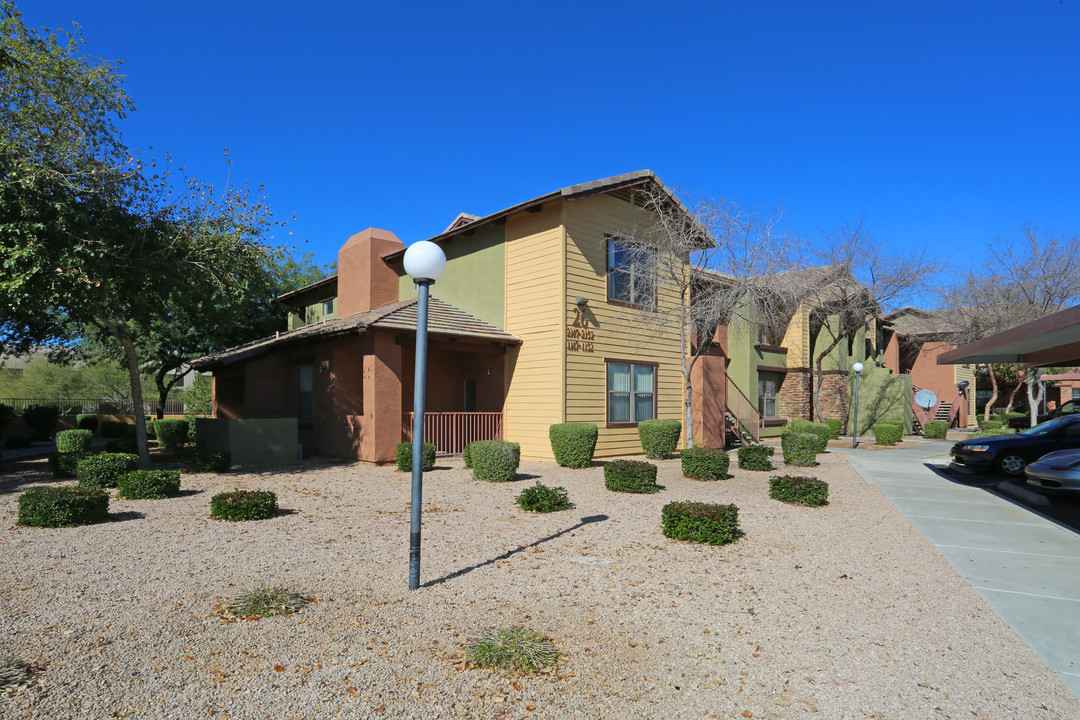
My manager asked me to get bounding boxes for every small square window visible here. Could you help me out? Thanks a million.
[321,298,336,317]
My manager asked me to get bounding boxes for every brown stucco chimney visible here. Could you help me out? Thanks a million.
[337,228,404,316]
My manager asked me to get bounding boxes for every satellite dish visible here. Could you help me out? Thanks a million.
[915,390,938,410]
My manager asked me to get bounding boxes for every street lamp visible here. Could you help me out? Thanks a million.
[403,240,446,591]
[851,362,864,449]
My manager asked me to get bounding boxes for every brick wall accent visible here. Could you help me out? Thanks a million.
[778,369,812,421]
[818,371,849,428]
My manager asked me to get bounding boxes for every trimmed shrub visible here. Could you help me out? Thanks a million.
[17,486,109,527]
[977,418,1003,431]
[873,421,904,446]
[470,440,520,483]
[737,445,775,471]
[785,420,830,453]
[661,501,740,545]
[4,435,32,449]
[210,490,278,521]
[144,417,156,439]
[638,419,682,459]
[680,446,729,480]
[22,405,59,441]
[154,419,189,449]
[967,428,1016,439]
[105,437,138,454]
[824,418,843,439]
[1002,412,1026,421]
[100,421,132,439]
[76,414,99,433]
[549,423,598,469]
[781,433,818,467]
[118,470,181,499]
[769,475,829,507]
[190,450,231,473]
[462,441,476,469]
[604,459,660,493]
[48,451,87,478]
[76,453,139,488]
[923,419,948,439]
[396,442,436,472]
[516,481,570,513]
[56,429,93,455]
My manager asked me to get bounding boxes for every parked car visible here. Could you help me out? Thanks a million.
[1006,399,1080,429]
[1025,449,1080,492]
[950,415,1080,477]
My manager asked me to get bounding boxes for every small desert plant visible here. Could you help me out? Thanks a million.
[737,445,774,471]
[781,433,818,467]
[769,475,829,507]
[224,586,307,618]
[464,627,558,673]
[17,486,109,527]
[823,418,843,439]
[56,429,93,455]
[873,421,904,446]
[604,458,659,493]
[396,442,436,472]
[923,419,948,439]
[637,418,682,459]
[76,414,99,433]
[118,470,181,499]
[661,501,740,545]
[548,423,598,468]
[191,450,231,473]
[470,440,520,482]
[76,453,139,488]
[784,420,830,453]
[210,490,278,521]
[515,482,570,513]
[680,446,729,480]
[153,419,189,449]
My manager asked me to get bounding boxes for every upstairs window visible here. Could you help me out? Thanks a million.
[321,297,336,317]
[607,235,656,308]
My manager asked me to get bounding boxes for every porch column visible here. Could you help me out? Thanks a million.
[362,332,403,463]
[691,353,726,448]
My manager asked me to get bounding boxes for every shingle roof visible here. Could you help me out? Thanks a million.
[191,297,519,370]
[884,307,961,337]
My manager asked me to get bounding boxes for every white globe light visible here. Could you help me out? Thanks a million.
[403,240,446,282]
[852,362,865,373]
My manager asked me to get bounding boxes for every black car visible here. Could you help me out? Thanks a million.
[1006,399,1080,429]
[950,415,1080,477]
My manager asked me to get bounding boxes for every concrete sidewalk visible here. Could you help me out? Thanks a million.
[839,441,1080,699]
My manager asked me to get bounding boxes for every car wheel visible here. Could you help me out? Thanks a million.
[996,454,1027,477]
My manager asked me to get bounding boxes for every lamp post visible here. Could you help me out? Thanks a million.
[403,240,447,591]
[852,362,864,449]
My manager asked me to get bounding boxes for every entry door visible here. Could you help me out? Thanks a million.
[464,378,478,412]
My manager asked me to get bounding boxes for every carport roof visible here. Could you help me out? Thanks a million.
[937,304,1080,367]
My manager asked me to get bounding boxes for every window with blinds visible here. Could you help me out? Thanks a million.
[607,361,656,424]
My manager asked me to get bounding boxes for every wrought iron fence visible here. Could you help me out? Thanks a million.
[402,412,504,455]
[0,398,187,415]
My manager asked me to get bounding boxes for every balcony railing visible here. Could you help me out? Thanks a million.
[725,378,762,444]
[402,412,504,456]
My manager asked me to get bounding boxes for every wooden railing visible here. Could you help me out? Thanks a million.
[402,412,504,456]
[725,378,762,444]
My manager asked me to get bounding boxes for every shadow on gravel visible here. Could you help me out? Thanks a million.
[423,514,610,588]
[109,511,146,522]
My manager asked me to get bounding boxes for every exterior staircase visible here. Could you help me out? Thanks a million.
[725,378,762,448]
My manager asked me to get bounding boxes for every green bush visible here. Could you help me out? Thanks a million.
[462,442,475,469]
[144,417,156,439]
[976,417,1003,431]
[769,475,829,507]
[48,451,87,478]
[824,418,843,439]
[604,459,660,493]
[22,405,59,441]
[784,420,830,452]
[469,440,520,482]
[515,481,570,512]
[4,435,31,449]
[118,470,181,499]
[210,490,278,521]
[100,421,132,439]
[873,421,904,446]
[923,419,948,439]
[637,419,682,459]
[1002,412,1026,421]
[967,428,1016,439]
[17,486,109,527]
[781,433,818,467]
[105,437,138,453]
[56,429,93,455]
[76,414,99,433]
[396,442,436,472]
[661,502,740,545]
[680,446,729,480]
[549,423,598,468]
[190,450,231,473]
[737,445,775,471]
[153,419,189,449]
[76,453,139,488]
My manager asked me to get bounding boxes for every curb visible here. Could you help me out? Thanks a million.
[996,481,1050,506]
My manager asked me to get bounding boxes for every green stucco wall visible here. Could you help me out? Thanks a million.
[288,297,337,330]
[196,417,299,465]
[848,365,913,436]
[398,224,506,328]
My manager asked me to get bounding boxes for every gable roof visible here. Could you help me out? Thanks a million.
[883,307,961,337]
[191,297,520,370]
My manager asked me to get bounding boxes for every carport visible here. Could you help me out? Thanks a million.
[938,303,1080,367]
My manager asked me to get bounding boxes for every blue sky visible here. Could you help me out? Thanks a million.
[20,1,1080,286]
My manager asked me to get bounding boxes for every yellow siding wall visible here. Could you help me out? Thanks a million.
[503,203,566,460]
[563,194,687,457]
[781,305,812,366]
[954,363,977,427]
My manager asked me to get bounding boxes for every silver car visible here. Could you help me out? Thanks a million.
[1025,449,1080,492]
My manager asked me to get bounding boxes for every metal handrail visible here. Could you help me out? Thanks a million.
[402,412,504,455]
[725,378,762,443]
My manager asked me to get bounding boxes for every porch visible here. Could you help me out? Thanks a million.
[402,411,504,456]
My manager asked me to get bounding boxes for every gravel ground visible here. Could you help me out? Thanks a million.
[2,449,1077,720]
